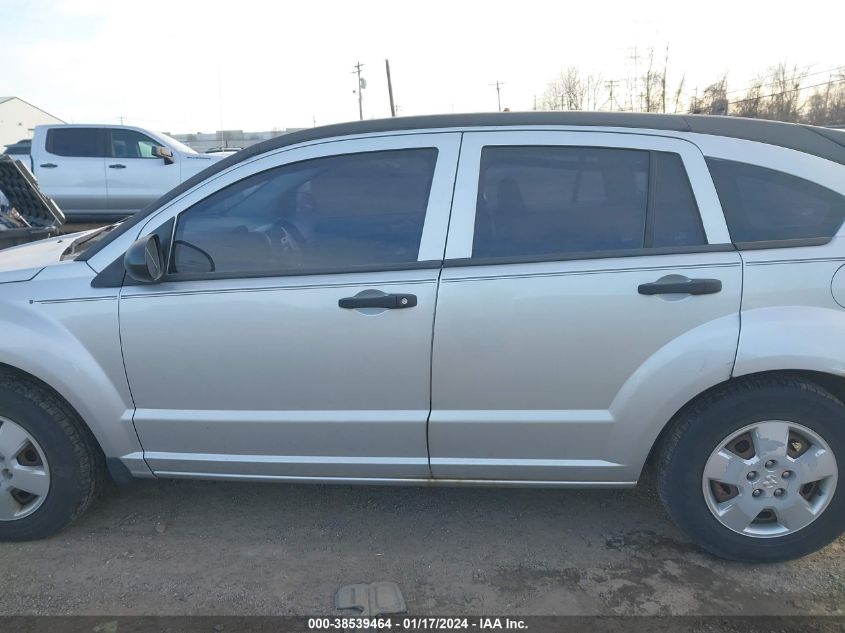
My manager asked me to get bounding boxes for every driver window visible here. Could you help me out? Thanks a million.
[169,148,438,276]
[110,129,160,159]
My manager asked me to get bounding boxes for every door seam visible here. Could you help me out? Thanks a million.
[426,132,464,477]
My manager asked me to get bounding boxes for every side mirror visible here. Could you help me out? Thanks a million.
[124,234,165,283]
[152,145,174,165]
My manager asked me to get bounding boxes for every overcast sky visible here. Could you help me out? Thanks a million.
[1,0,843,134]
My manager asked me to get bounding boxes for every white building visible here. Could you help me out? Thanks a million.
[0,97,64,150]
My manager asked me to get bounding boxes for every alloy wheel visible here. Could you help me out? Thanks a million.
[702,420,838,537]
[0,416,50,521]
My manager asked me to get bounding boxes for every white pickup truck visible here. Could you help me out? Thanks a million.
[26,124,226,221]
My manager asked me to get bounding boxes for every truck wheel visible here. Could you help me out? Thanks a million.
[657,375,845,562]
[0,373,104,541]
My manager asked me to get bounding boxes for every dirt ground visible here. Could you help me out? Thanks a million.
[0,469,842,617]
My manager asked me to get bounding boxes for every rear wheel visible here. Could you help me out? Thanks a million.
[0,373,104,541]
[657,375,845,562]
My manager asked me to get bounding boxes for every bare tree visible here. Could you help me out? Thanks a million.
[802,73,845,125]
[731,77,765,119]
[767,63,805,122]
[672,74,686,114]
[829,73,845,125]
[690,74,728,115]
[536,53,845,124]
[539,67,605,111]
[641,48,666,113]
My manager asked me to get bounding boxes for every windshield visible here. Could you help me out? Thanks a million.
[156,132,197,155]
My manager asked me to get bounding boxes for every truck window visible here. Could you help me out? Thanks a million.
[706,158,845,243]
[110,129,160,159]
[45,128,105,158]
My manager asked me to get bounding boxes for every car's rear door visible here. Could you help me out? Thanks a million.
[118,133,460,479]
[429,131,742,483]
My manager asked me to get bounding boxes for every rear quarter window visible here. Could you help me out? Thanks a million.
[706,158,845,243]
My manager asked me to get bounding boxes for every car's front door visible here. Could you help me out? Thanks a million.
[118,133,461,479]
[106,128,181,213]
[429,131,743,483]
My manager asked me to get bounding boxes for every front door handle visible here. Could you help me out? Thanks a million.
[339,293,417,309]
[638,276,722,296]
[39,163,57,168]
[109,163,127,169]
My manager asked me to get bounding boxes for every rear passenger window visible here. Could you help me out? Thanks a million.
[707,158,845,243]
[46,128,104,158]
[472,146,705,259]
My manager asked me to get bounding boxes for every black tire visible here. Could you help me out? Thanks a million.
[657,374,845,562]
[0,371,105,541]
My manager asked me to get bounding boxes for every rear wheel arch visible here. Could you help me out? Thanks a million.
[650,370,845,561]
[648,370,845,466]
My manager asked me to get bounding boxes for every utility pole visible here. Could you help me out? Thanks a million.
[385,59,396,117]
[627,47,640,111]
[605,80,619,111]
[661,44,669,113]
[490,80,504,112]
[352,61,365,120]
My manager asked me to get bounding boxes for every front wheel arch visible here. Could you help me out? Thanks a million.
[0,363,108,474]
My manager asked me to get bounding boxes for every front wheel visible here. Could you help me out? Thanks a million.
[0,373,104,541]
[657,375,845,562]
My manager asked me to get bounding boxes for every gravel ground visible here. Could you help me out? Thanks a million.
[0,468,842,617]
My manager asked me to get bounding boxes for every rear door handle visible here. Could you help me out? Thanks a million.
[638,277,722,296]
[109,164,126,169]
[339,293,417,309]
[39,163,57,168]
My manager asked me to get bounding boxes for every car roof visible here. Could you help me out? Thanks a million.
[231,111,845,166]
[77,111,845,262]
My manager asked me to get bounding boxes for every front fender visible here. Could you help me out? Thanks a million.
[0,264,149,476]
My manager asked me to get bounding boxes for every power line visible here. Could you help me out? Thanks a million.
[727,77,845,107]
[723,65,845,97]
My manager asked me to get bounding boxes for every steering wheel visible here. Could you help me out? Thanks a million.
[270,218,306,265]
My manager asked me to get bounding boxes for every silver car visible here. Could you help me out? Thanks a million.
[1,112,844,562]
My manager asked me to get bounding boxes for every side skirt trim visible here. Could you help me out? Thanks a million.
[153,471,637,488]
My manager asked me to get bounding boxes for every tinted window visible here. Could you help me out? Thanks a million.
[111,129,160,159]
[45,128,104,157]
[171,148,438,276]
[707,158,845,242]
[651,152,706,247]
[473,146,705,259]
